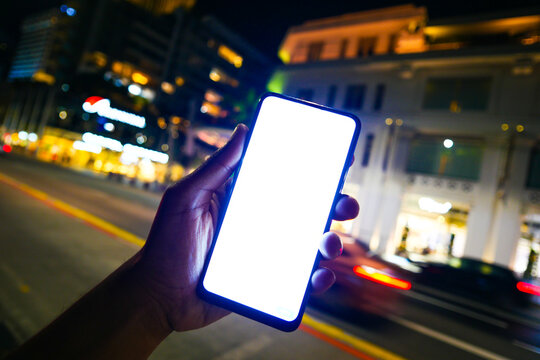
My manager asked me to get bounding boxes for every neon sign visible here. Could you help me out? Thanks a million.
[82,96,146,128]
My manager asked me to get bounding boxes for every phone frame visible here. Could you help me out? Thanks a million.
[197,92,361,331]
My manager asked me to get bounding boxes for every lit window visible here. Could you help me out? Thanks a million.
[218,45,243,68]
[175,76,185,86]
[423,77,491,111]
[161,82,175,94]
[204,90,223,103]
[132,72,149,85]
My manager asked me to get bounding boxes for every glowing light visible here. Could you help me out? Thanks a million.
[161,144,169,151]
[517,281,540,296]
[516,125,524,133]
[218,45,243,68]
[73,140,102,154]
[18,131,28,141]
[82,96,146,128]
[396,119,403,126]
[443,139,454,148]
[200,101,221,117]
[28,133,38,142]
[161,82,175,94]
[353,265,411,290]
[123,144,169,164]
[136,135,147,144]
[61,83,70,92]
[66,7,76,16]
[128,84,142,96]
[58,110,67,120]
[104,122,115,132]
[32,70,55,85]
[175,77,185,86]
[501,123,509,131]
[2,144,12,153]
[204,90,223,103]
[140,88,155,101]
[82,132,123,152]
[418,197,452,214]
[170,116,181,125]
[385,118,393,126]
[267,72,286,93]
[157,117,167,129]
[131,72,149,85]
[209,70,221,82]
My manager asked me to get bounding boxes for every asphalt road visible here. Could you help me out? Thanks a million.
[0,154,538,360]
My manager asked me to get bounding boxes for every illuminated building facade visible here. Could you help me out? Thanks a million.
[1,0,270,182]
[273,4,540,274]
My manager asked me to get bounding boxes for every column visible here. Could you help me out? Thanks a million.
[374,128,412,254]
[464,139,505,259]
[487,138,532,267]
[351,124,390,246]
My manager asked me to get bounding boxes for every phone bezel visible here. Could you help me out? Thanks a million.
[197,92,361,332]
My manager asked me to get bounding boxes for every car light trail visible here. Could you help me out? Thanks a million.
[516,281,540,296]
[353,265,411,290]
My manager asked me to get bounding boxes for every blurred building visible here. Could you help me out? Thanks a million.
[272,4,540,274]
[1,0,271,183]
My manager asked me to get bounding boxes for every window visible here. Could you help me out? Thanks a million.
[343,84,366,109]
[362,134,374,167]
[357,37,377,57]
[307,41,324,61]
[297,89,314,101]
[339,39,348,58]
[423,77,491,111]
[373,84,385,111]
[406,137,483,180]
[527,145,540,189]
[326,85,337,107]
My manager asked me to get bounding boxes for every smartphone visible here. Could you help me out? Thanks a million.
[198,93,360,331]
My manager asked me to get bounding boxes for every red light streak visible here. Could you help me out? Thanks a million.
[517,281,540,296]
[353,265,411,290]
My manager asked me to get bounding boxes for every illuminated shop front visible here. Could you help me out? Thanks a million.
[3,127,174,185]
[393,194,469,258]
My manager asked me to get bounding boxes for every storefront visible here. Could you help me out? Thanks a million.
[2,127,180,185]
[393,193,469,258]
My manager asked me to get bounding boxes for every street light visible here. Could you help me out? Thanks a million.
[443,139,454,149]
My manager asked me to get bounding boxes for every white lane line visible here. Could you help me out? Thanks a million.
[211,335,273,360]
[403,290,508,328]
[386,314,510,360]
[512,340,540,354]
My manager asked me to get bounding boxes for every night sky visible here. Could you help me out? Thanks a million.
[2,0,540,62]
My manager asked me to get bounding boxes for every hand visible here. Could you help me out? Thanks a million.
[135,124,359,332]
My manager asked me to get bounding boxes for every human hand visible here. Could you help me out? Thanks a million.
[135,124,359,333]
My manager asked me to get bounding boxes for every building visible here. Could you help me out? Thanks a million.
[1,0,271,183]
[272,4,540,275]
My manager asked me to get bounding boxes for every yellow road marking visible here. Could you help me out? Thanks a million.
[0,172,145,248]
[302,314,407,360]
[0,171,405,359]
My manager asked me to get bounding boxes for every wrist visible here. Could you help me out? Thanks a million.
[114,253,173,350]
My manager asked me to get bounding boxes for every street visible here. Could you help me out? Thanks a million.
[0,154,538,360]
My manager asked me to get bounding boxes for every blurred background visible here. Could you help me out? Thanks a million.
[0,1,539,359]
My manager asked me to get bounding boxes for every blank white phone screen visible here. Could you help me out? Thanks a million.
[203,96,356,321]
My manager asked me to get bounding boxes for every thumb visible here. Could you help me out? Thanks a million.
[184,124,248,201]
